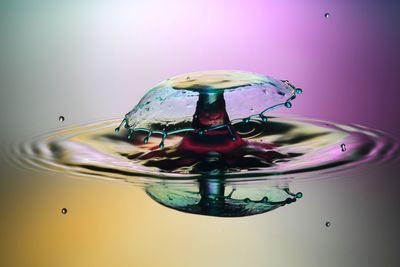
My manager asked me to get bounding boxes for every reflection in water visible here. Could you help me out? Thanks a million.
[145,178,302,217]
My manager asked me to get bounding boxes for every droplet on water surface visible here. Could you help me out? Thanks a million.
[61,208,68,215]
[59,116,65,122]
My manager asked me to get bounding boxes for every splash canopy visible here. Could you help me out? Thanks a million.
[116,70,302,149]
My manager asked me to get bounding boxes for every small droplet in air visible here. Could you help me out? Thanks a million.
[186,76,190,80]
[59,116,65,122]
[115,127,120,133]
[341,143,346,152]
[324,13,330,18]
[295,88,303,94]
[61,208,68,214]
[325,221,331,227]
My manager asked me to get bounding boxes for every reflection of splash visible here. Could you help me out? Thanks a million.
[146,178,302,217]
[5,116,399,182]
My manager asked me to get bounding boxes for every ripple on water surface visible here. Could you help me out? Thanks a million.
[7,116,399,183]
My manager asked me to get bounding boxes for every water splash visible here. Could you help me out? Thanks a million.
[115,71,302,150]
[4,70,399,217]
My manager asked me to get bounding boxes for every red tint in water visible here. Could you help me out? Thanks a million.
[178,92,245,153]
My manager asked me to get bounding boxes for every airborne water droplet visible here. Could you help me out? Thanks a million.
[341,143,346,152]
[324,12,330,18]
[59,116,65,122]
[61,208,67,214]
[325,221,331,227]
[295,88,303,94]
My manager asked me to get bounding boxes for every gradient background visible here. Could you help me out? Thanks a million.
[0,1,399,267]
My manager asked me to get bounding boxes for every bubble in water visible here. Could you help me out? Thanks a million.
[324,13,330,18]
[325,221,331,227]
[341,143,346,152]
[59,116,65,122]
[61,208,67,214]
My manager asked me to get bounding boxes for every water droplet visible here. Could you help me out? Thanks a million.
[261,197,269,203]
[325,221,331,227]
[260,115,267,122]
[115,127,120,133]
[285,102,292,108]
[295,192,303,198]
[198,130,204,135]
[59,116,65,122]
[232,136,236,141]
[61,208,67,214]
[144,137,149,143]
[341,143,346,152]
[295,88,303,94]
[324,13,330,18]
[243,118,250,123]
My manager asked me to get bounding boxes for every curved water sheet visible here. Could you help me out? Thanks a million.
[8,116,399,183]
[116,70,302,149]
